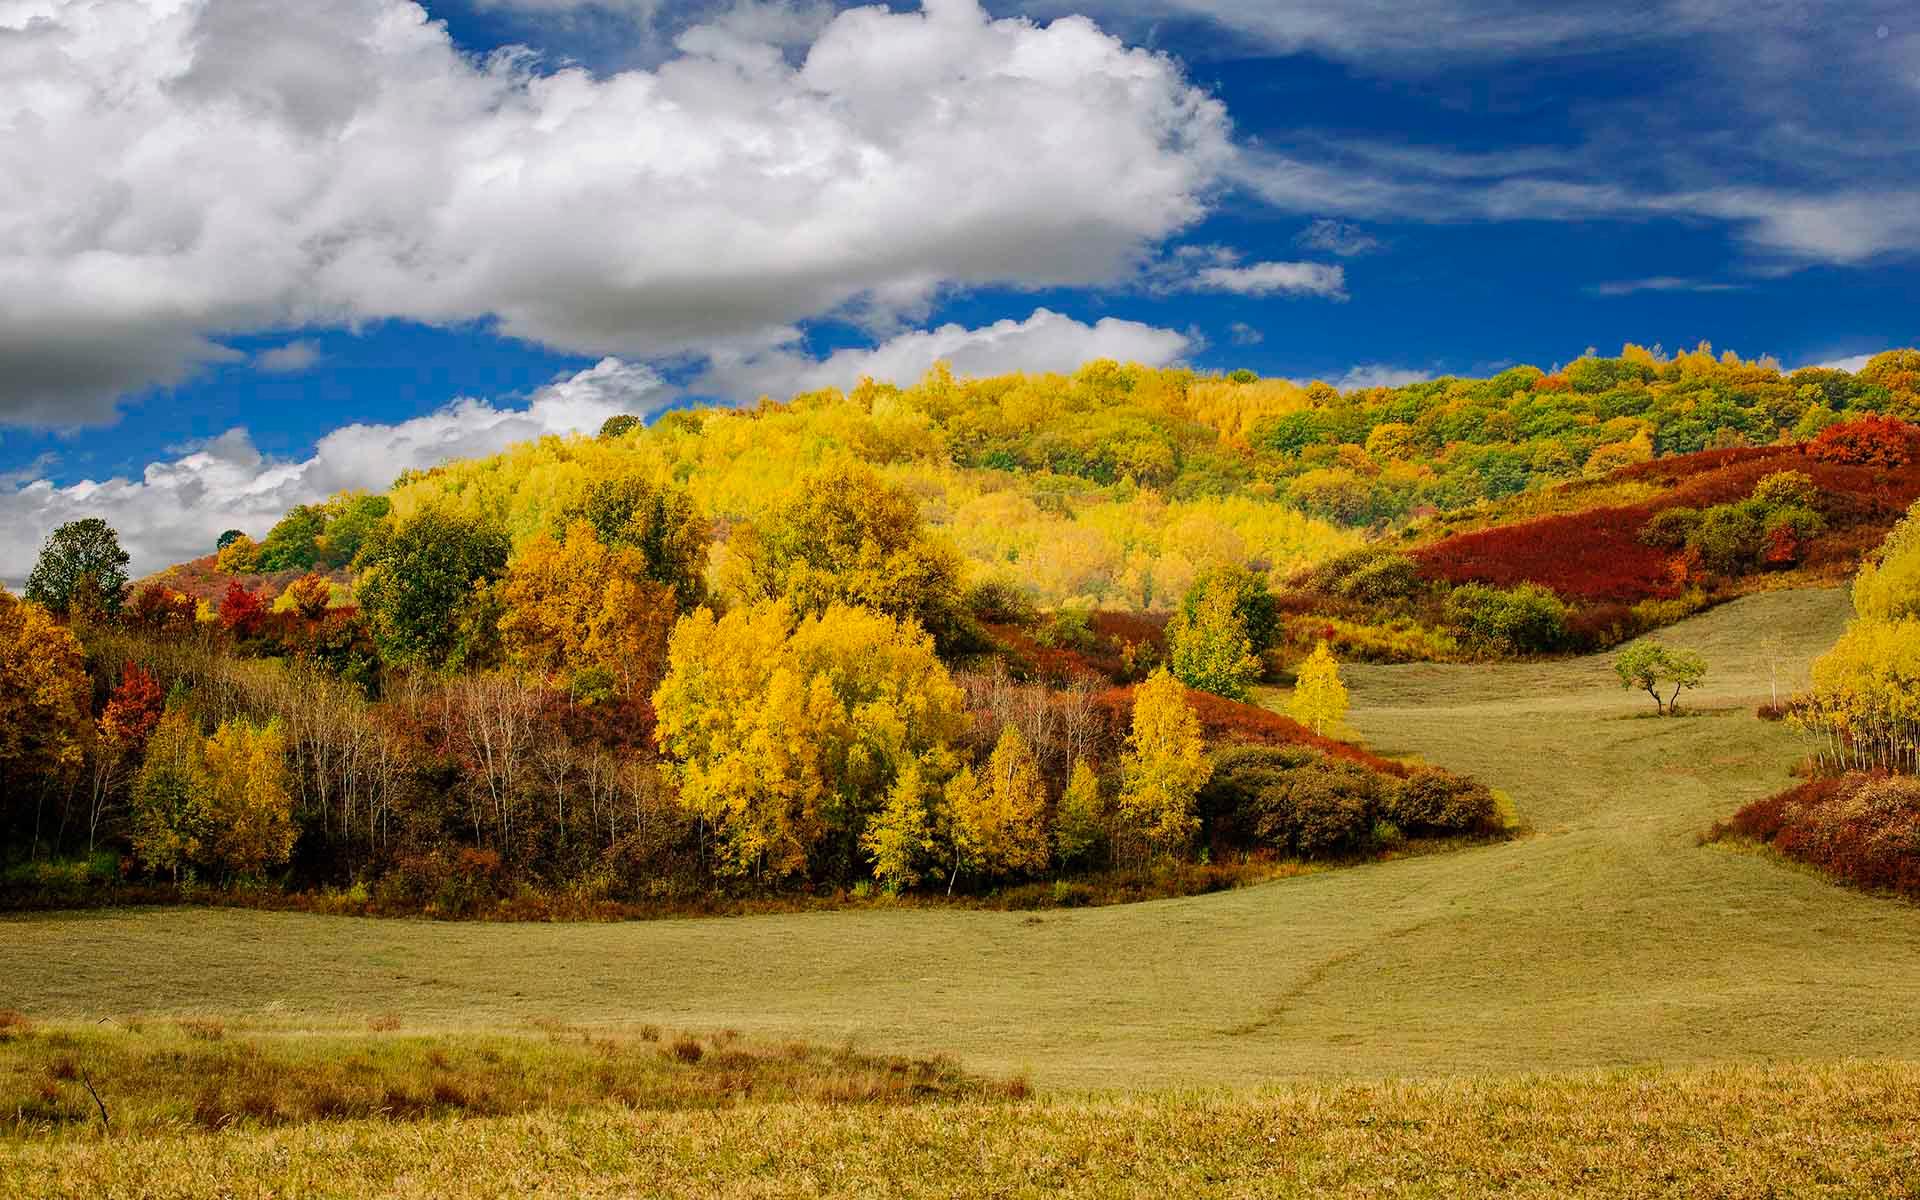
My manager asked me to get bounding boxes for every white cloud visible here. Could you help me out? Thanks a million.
[1295,218,1381,257]
[1227,321,1263,346]
[254,340,324,374]
[698,307,1190,399]
[1190,260,1346,299]
[0,0,1229,425]
[1335,364,1432,390]
[0,358,670,586]
[1805,353,1881,373]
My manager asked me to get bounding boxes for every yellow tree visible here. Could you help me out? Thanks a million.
[1166,584,1261,700]
[1288,641,1349,735]
[129,706,209,881]
[199,718,297,878]
[653,601,966,881]
[0,588,93,831]
[1117,668,1210,859]
[860,760,934,893]
[499,522,676,698]
[946,725,1050,884]
[1053,757,1106,868]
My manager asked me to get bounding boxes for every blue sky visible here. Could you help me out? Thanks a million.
[0,0,1914,577]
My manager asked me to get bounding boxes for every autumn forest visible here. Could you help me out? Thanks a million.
[5,345,1920,916]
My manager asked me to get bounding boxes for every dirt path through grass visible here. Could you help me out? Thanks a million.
[8,587,1917,1089]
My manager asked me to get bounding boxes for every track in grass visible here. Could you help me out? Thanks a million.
[8,587,1916,1089]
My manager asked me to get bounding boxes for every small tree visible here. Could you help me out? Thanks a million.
[1116,669,1211,861]
[1167,585,1261,701]
[1288,641,1349,735]
[862,761,934,894]
[1614,640,1708,715]
[1053,759,1106,869]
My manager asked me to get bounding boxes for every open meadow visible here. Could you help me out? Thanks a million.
[9,587,1920,1194]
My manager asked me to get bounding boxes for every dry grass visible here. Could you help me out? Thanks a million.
[6,1060,1920,1197]
[0,1022,1015,1138]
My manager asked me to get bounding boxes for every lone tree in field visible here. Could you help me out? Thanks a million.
[1614,640,1708,715]
[1288,641,1349,735]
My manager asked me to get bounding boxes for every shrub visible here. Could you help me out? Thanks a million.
[1199,746,1393,859]
[1808,415,1920,468]
[1035,604,1101,652]
[1301,548,1422,604]
[1715,774,1920,897]
[1749,470,1820,510]
[965,579,1039,626]
[1638,507,1702,549]
[1389,769,1500,837]
[1444,583,1568,656]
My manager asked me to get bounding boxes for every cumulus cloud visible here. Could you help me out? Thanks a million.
[0,358,670,586]
[698,307,1190,399]
[254,340,324,374]
[0,0,1230,425]
[1227,321,1263,346]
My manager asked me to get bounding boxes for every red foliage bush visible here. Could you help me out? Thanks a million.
[127,581,198,630]
[1807,415,1920,468]
[1414,443,1920,604]
[1714,773,1920,897]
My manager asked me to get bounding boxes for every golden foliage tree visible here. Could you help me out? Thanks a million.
[198,718,297,878]
[1166,584,1261,701]
[726,463,967,648]
[0,587,93,815]
[130,706,209,881]
[1053,757,1106,868]
[861,760,935,893]
[498,521,676,698]
[945,724,1049,883]
[1288,641,1349,735]
[1117,668,1210,858]
[652,601,966,880]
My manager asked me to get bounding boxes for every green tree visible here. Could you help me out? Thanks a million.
[355,507,510,670]
[1287,641,1349,735]
[555,472,710,610]
[1167,585,1261,700]
[1613,640,1708,715]
[129,707,209,882]
[1116,668,1211,859]
[254,504,327,572]
[25,518,130,615]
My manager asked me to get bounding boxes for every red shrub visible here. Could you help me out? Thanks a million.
[1717,774,1920,897]
[218,581,267,638]
[127,581,198,630]
[1414,443,1920,604]
[1807,415,1920,468]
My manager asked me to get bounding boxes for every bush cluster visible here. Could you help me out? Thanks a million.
[1715,774,1920,897]
[1199,746,1501,860]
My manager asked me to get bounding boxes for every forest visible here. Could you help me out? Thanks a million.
[4,344,1918,912]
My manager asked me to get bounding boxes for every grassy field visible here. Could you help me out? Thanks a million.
[6,586,1919,1193]
[4,587,1906,1088]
